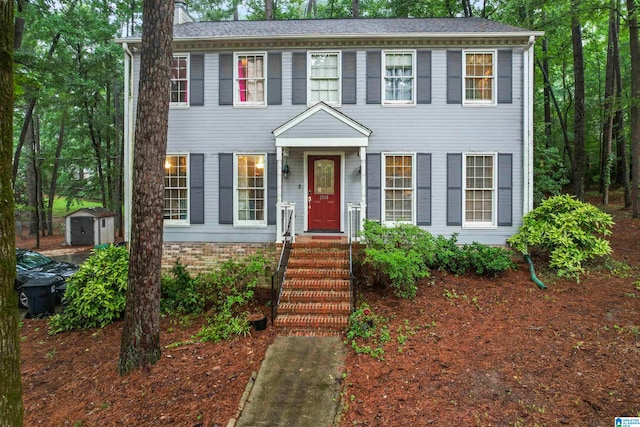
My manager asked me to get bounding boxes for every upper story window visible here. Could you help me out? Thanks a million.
[171,54,189,106]
[383,153,415,224]
[235,53,266,106]
[164,154,189,225]
[308,51,341,105]
[383,51,415,105]
[235,154,266,226]
[464,51,496,105]
[463,153,497,227]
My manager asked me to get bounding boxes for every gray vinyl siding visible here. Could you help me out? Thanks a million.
[129,46,526,245]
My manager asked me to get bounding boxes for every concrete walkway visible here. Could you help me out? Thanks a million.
[234,336,346,427]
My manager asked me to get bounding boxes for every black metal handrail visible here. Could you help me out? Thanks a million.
[270,210,294,324]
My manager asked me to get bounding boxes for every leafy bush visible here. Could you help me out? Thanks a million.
[431,234,469,275]
[49,245,128,333]
[463,242,516,276]
[508,194,614,279]
[362,221,431,298]
[161,260,203,314]
[195,254,268,342]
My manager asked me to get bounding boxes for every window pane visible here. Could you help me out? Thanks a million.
[237,54,265,104]
[384,155,413,222]
[465,155,494,224]
[236,155,266,223]
[171,56,188,104]
[384,52,413,102]
[465,52,494,102]
[164,155,188,220]
[309,53,339,104]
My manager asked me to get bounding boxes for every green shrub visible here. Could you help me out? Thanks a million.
[534,144,569,206]
[161,260,203,314]
[431,234,469,275]
[507,194,614,279]
[49,245,128,333]
[362,221,431,298]
[195,254,268,342]
[463,242,516,276]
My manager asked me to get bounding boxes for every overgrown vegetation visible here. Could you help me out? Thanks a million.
[345,303,390,360]
[360,221,515,298]
[161,254,271,343]
[508,195,614,280]
[49,245,129,333]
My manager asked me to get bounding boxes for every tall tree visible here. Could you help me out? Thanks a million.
[0,0,24,424]
[601,0,618,205]
[629,0,640,217]
[571,0,586,200]
[118,0,174,374]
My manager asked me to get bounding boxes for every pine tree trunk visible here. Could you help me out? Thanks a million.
[118,0,174,375]
[628,0,640,217]
[572,0,586,200]
[0,0,24,423]
[602,1,617,205]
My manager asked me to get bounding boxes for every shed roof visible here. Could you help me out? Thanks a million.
[65,207,115,218]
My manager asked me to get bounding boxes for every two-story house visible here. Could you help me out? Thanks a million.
[118,7,542,263]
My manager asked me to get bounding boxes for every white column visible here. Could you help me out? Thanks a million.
[276,146,283,243]
[359,146,367,232]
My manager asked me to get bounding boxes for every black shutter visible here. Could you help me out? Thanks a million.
[190,153,205,224]
[342,51,357,104]
[219,53,233,106]
[219,153,233,224]
[366,153,381,221]
[268,52,282,105]
[447,153,462,225]
[292,51,307,105]
[267,153,277,225]
[416,51,431,105]
[416,153,431,226]
[497,153,513,226]
[190,54,204,106]
[447,50,462,104]
[497,50,513,104]
[366,51,381,104]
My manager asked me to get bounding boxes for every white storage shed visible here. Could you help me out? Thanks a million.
[65,207,115,246]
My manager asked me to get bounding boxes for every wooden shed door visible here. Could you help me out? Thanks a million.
[70,217,94,246]
[308,155,340,232]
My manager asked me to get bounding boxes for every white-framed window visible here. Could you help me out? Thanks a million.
[382,51,415,105]
[234,52,266,106]
[234,154,266,226]
[463,50,496,105]
[382,153,415,224]
[170,54,189,106]
[164,154,189,225]
[463,153,497,227]
[308,51,341,105]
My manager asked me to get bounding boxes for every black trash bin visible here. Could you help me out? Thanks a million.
[21,276,61,318]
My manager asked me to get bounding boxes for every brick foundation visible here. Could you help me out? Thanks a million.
[162,242,276,273]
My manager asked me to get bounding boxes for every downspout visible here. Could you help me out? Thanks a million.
[524,254,546,289]
[522,35,535,216]
[122,43,134,243]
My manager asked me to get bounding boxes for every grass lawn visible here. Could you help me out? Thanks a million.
[16,197,103,217]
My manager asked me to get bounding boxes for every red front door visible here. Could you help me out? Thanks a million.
[308,155,341,231]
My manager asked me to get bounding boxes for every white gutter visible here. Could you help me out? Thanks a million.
[115,31,544,45]
[523,35,536,216]
[122,42,134,242]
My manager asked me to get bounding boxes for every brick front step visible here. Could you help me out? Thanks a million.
[284,279,351,291]
[274,314,349,331]
[287,258,349,269]
[280,289,351,303]
[286,268,350,280]
[290,248,349,259]
[278,302,351,316]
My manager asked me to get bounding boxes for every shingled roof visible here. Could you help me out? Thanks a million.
[119,17,539,42]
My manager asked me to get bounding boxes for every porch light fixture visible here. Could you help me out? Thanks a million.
[282,161,290,179]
